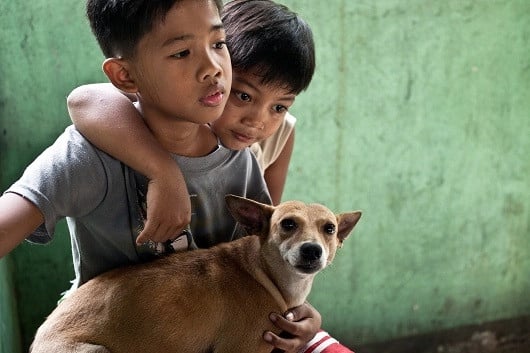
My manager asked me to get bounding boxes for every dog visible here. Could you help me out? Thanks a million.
[30,195,361,353]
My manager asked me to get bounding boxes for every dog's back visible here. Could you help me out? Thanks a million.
[31,235,281,353]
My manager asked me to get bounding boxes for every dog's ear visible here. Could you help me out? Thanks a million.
[336,211,362,247]
[225,195,274,236]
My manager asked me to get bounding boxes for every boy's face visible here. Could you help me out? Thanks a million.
[211,70,296,150]
[127,0,231,125]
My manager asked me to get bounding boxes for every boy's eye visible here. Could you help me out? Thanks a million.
[235,91,251,102]
[273,105,287,113]
[171,49,190,59]
[213,41,226,50]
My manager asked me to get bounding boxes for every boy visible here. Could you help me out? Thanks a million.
[0,0,325,351]
[68,0,313,241]
[0,0,270,312]
[67,1,355,352]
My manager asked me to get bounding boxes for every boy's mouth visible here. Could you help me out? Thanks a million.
[231,130,256,145]
[200,86,225,107]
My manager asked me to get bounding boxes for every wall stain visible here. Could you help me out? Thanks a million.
[503,194,524,216]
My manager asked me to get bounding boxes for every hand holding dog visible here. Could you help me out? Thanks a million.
[136,169,191,245]
[265,302,322,352]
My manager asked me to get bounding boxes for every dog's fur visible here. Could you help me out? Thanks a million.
[30,195,361,353]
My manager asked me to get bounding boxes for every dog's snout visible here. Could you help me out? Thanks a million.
[300,243,323,261]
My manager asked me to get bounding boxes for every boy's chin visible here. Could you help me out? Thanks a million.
[220,138,249,151]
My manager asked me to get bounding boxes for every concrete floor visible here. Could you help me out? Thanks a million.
[357,316,530,353]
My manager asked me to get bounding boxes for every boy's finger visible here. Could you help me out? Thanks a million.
[136,232,149,245]
[263,330,300,352]
[269,311,320,345]
[286,302,321,324]
[136,221,158,244]
[269,313,299,334]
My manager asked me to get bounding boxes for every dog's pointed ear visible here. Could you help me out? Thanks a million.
[225,194,274,236]
[336,211,362,247]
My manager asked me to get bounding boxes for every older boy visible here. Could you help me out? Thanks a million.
[0,0,330,351]
[0,0,270,294]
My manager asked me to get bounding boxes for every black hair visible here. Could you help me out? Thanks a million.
[222,0,315,94]
[86,0,224,58]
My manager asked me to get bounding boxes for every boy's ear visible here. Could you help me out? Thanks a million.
[102,58,138,93]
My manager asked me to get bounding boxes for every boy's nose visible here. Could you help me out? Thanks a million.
[243,120,264,129]
[198,51,223,83]
[242,113,265,129]
[242,105,270,129]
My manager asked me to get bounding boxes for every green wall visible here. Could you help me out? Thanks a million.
[1,0,529,351]
[283,0,530,346]
[0,258,21,353]
[0,1,106,350]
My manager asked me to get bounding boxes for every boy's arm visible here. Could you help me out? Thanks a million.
[263,130,295,205]
[67,83,191,244]
[0,193,44,258]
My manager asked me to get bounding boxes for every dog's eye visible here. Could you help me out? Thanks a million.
[323,223,335,234]
[280,218,297,231]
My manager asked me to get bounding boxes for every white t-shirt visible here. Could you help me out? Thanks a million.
[250,112,296,173]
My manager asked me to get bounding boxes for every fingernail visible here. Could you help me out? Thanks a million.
[269,313,278,322]
[285,311,294,321]
[263,331,273,342]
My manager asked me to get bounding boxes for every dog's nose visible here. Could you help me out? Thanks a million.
[300,243,323,261]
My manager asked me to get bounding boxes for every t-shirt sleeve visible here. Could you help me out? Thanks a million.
[253,112,296,171]
[5,126,108,243]
[244,150,273,206]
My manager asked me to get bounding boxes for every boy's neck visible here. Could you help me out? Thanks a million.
[135,103,218,157]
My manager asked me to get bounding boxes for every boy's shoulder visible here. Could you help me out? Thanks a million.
[10,124,127,205]
[284,111,297,126]
[251,112,297,171]
[60,125,125,165]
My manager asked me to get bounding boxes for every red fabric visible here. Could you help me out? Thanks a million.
[300,330,355,353]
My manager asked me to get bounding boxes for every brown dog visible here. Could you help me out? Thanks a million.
[30,195,361,353]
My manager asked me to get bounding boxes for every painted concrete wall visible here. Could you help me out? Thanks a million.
[0,0,528,351]
[283,0,530,346]
[0,258,21,353]
[0,2,105,350]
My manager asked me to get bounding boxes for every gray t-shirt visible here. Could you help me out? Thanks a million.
[6,126,270,289]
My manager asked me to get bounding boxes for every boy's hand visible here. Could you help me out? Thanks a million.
[136,172,191,245]
[264,302,322,352]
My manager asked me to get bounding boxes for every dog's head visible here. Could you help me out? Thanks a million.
[225,195,361,276]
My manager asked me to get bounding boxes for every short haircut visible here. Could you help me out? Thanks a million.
[86,0,224,59]
[222,0,315,94]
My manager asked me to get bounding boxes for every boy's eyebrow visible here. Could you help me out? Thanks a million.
[276,94,296,103]
[162,23,224,47]
[234,76,296,102]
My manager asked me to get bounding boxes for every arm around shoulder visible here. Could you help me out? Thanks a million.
[67,83,179,182]
[67,83,145,163]
[68,83,192,242]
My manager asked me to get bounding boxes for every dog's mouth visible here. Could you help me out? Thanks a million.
[295,262,322,274]
[288,242,326,274]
